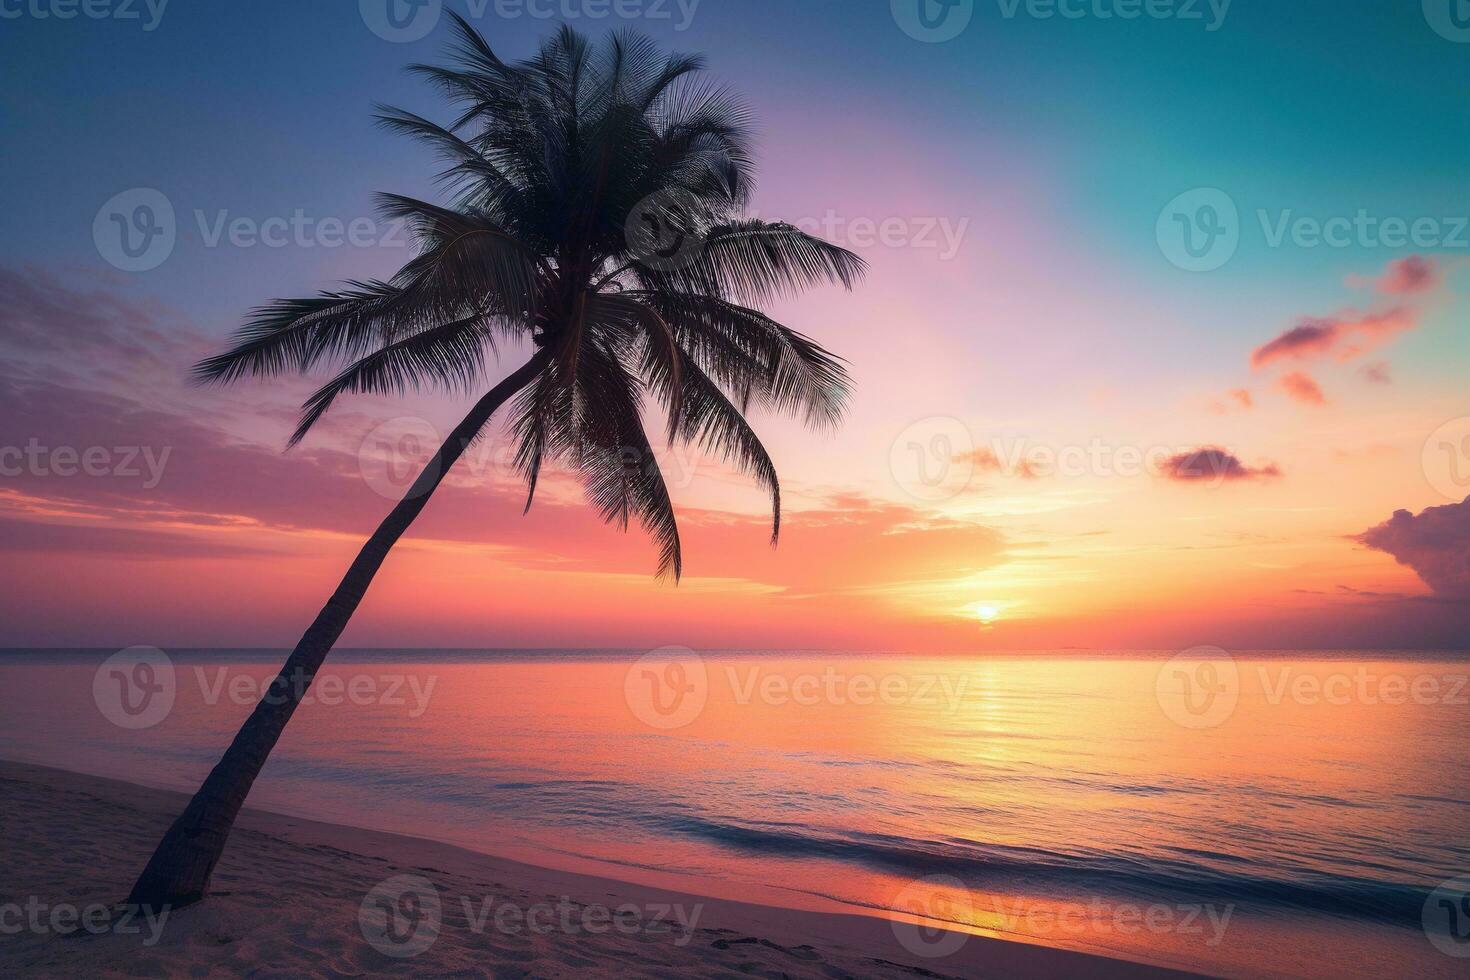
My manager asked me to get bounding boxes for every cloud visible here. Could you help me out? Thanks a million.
[1376,255,1441,295]
[1250,307,1416,369]
[1279,371,1326,405]
[1208,388,1255,415]
[959,447,1042,479]
[1357,498,1470,599]
[1160,447,1281,483]
[0,518,271,560]
[1360,361,1392,384]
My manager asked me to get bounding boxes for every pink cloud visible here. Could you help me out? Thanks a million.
[1160,447,1281,483]
[960,447,1041,479]
[1279,371,1326,405]
[1251,307,1416,369]
[1357,498,1470,599]
[1376,255,1441,295]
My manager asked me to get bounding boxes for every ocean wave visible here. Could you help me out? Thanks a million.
[646,813,1436,927]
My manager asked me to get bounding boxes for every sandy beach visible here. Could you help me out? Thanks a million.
[0,759,1200,978]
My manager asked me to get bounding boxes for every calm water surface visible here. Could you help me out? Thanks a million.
[1,650,1466,979]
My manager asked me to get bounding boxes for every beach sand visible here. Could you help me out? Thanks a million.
[0,759,1200,978]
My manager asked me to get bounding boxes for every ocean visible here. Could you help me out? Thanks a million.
[1,649,1466,978]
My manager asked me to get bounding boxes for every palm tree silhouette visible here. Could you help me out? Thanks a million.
[127,15,864,910]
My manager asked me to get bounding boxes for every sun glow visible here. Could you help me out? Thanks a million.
[975,604,1000,625]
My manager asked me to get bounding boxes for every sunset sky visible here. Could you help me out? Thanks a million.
[3,0,1469,650]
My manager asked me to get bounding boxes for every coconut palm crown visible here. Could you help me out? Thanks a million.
[196,14,864,577]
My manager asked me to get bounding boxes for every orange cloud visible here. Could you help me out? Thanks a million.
[1279,371,1326,405]
[1251,307,1416,369]
[1376,255,1441,295]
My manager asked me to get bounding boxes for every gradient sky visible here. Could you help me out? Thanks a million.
[2,0,1469,650]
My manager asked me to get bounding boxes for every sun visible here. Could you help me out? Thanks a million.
[974,604,1000,625]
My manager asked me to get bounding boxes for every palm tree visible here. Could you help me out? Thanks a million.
[127,16,864,910]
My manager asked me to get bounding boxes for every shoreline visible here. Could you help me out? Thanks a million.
[0,758,1201,978]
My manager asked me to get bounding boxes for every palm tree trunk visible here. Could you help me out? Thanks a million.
[126,350,549,911]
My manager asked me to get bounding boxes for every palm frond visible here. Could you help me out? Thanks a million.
[640,219,865,302]
[195,18,862,585]
[288,315,496,448]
